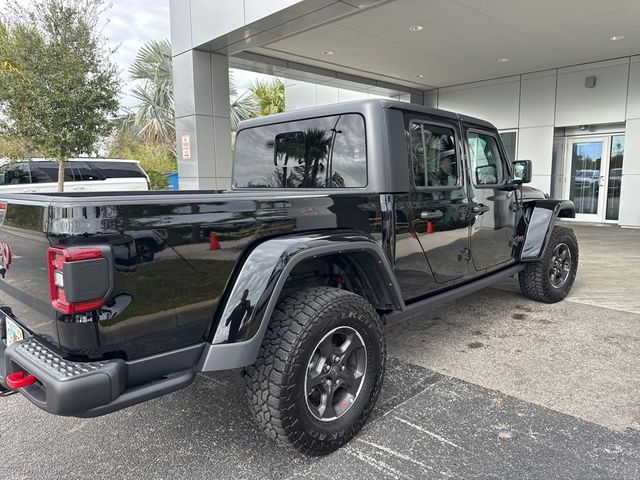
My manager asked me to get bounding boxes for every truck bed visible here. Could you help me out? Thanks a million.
[0,190,379,361]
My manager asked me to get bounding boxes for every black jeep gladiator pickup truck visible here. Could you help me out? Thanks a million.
[0,99,578,455]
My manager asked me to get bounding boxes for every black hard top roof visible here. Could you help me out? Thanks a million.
[237,98,496,131]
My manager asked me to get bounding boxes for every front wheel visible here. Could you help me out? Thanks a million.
[245,287,385,455]
[519,226,579,303]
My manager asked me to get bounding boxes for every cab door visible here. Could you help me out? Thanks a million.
[463,126,517,271]
[406,116,471,285]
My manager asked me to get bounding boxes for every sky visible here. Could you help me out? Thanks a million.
[101,0,277,108]
[102,0,171,108]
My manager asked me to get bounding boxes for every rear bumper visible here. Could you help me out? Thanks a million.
[1,336,202,417]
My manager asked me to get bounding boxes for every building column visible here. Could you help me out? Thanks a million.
[173,50,232,190]
[618,56,640,228]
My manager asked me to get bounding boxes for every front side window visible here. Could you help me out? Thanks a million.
[0,163,31,185]
[409,122,458,188]
[467,131,505,186]
[233,114,367,188]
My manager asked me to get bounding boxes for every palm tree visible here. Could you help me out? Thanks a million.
[118,40,174,150]
[230,72,258,130]
[249,79,285,116]
[115,40,258,151]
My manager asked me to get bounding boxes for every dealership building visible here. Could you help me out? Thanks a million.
[169,0,640,228]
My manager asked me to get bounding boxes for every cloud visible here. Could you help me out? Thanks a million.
[102,0,170,108]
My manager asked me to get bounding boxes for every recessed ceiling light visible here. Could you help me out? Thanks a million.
[322,50,334,55]
[497,57,510,63]
[409,25,423,31]
[609,34,624,41]
[415,74,425,78]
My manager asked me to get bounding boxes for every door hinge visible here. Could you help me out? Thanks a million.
[458,248,471,262]
[509,234,525,248]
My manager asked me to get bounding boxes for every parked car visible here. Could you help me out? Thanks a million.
[0,100,578,455]
[0,159,150,192]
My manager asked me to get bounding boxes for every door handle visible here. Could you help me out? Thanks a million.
[420,210,443,221]
[472,204,490,215]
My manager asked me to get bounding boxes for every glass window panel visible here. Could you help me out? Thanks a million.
[499,131,516,162]
[29,162,56,183]
[467,131,505,185]
[233,114,367,188]
[409,122,458,188]
[606,135,624,221]
[0,163,31,185]
[569,141,602,215]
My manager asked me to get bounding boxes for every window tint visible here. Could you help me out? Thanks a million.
[31,161,97,183]
[70,162,102,181]
[467,131,505,186]
[65,164,84,182]
[234,114,366,188]
[409,122,458,187]
[91,162,146,179]
[0,163,31,185]
[29,162,58,183]
[499,131,516,162]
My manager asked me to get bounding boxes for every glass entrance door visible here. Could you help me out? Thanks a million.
[565,135,625,223]
[606,135,624,221]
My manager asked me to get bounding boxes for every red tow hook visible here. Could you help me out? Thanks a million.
[6,371,37,389]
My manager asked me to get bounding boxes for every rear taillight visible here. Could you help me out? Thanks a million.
[47,247,106,314]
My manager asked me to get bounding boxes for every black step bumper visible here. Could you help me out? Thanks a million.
[1,337,202,417]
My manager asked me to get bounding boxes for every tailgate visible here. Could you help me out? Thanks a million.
[0,199,57,347]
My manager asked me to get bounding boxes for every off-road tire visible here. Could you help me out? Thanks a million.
[245,287,385,455]
[519,226,578,303]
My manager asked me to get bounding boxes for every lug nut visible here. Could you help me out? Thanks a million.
[340,365,345,371]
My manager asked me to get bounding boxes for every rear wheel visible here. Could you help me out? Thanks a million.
[245,287,385,455]
[519,226,578,303]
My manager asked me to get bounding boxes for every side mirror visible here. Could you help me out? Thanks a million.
[512,160,532,184]
[475,165,498,185]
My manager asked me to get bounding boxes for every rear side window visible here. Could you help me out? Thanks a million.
[233,114,367,188]
[409,121,459,188]
[467,131,505,186]
[30,161,96,183]
[91,162,146,179]
[70,161,102,181]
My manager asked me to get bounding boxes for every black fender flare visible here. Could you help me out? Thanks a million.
[515,199,575,261]
[197,231,402,371]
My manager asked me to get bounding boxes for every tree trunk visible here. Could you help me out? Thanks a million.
[57,161,65,192]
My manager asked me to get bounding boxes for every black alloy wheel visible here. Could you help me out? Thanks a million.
[305,326,367,421]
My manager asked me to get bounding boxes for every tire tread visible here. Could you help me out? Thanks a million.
[519,226,578,303]
[244,287,385,455]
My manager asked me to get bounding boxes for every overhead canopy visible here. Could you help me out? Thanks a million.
[198,0,640,90]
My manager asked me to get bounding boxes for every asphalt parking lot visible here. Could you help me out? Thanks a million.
[1,223,639,479]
